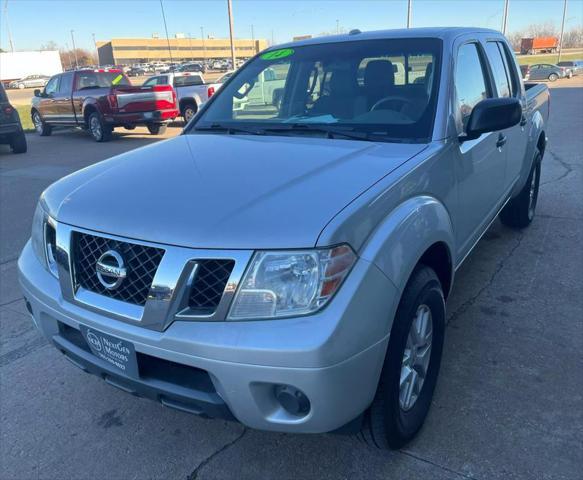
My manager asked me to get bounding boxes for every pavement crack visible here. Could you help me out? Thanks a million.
[399,450,480,479]
[447,232,524,327]
[0,297,22,308]
[540,149,575,186]
[186,427,247,480]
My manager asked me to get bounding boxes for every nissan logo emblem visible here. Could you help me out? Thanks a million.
[96,250,127,290]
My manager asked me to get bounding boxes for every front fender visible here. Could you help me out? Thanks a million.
[512,109,545,197]
[359,195,455,295]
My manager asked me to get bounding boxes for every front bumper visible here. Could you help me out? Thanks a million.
[18,240,399,433]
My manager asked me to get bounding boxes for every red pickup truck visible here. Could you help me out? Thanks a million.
[30,69,179,142]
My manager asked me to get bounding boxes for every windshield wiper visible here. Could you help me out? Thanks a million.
[194,123,266,135]
[262,124,378,142]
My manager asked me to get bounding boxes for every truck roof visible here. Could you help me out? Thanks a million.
[270,27,502,50]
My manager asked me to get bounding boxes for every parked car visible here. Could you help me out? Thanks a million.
[0,83,27,153]
[30,69,179,142]
[127,67,147,77]
[519,64,530,80]
[19,27,549,450]
[216,71,235,83]
[8,75,50,89]
[142,72,220,122]
[179,63,206,74]
[528,63,566,82]
[557,60,583,77]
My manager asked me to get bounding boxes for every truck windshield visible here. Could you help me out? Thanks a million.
[191,38,442,142]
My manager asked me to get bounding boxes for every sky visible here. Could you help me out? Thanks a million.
[1,0,582,52]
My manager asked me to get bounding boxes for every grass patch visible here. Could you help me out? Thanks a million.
[516,52,582,66]
[15,105,34,133]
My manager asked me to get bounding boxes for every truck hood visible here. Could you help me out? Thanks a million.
[45,134,426,249]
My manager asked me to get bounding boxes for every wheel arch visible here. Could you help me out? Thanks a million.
[82,102,99,128]
[359,195,455,299]
[179,97,198,114]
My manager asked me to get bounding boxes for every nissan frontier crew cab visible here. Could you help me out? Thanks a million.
[19,28,549,449]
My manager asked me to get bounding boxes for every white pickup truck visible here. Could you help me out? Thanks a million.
[143,72,220,122]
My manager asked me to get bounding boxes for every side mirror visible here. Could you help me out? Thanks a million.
[462,98,522,141]
[34,89,42,97]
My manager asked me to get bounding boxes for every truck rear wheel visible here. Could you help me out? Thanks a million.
[182,103,197,123]
[500,150,541,229]
[147,124,167,135]
[88,112,112,142]
[360,265,445,449]
[32,110,52,136]
[10,131,27,154]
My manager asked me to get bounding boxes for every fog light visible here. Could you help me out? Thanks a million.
[274,385,310,416]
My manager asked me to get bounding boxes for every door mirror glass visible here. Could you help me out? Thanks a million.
[463,98,522,141]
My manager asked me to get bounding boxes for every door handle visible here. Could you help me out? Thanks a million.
[520,116,527,127]
[496,134,507,148]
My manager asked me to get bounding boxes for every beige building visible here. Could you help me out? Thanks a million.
[97,37,268,65]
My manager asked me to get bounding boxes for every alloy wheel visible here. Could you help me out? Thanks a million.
[399,304,433,411]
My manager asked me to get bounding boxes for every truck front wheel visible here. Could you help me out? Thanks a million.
[88,112,112,142]
[147,124,167,135]
[32,110,52,136]
[500,150,541,229]
[360,265,445,449]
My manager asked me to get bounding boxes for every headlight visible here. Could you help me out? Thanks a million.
[228,245,356,320]
[31,203,58,278]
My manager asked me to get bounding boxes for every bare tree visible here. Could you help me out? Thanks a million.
[59,48,96,68]
[562,26,583,48]
[40,40,59,51]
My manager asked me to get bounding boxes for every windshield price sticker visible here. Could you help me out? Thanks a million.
[261,48,294,60]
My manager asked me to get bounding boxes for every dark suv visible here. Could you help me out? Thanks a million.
[0,84,27,154]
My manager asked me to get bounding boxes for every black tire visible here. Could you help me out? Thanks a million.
[181,102,197,123]
[500,150,542,229]
[124,125,136,130]
[32,110,52,136]
[361,265,445,449]
[88,112,112,142]
[147,124,167,135]
[548,73,558,82]
[10,131,27,154]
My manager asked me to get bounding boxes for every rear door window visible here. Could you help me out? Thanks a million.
[484,41,511,98]
[58,72,74,94]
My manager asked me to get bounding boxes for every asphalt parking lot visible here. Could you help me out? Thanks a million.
[1,78,582,480]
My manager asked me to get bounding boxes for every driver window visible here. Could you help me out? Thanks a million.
[455,43,490,130]
[44,75,60,95]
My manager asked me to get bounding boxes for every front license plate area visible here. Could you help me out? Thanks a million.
[80,325,139,378]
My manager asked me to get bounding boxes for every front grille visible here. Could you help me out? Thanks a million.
[73,232,164,306]
[188,259,235,314]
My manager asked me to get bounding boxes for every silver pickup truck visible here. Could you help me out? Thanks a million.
[19,27,549,449]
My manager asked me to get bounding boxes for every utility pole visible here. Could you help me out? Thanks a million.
[558,0,568,63]
[3,0,15,52]
[501,0,509,34]
[159,0,174,64]
[70,30,79,68]
[64,42,72,70]
[188,32,193,60]
[336,19,339,34]
[200,27,206,61]
[251,24,255,53]
[227,0,236,67]
[92,33,99,66]
[407,0,412,28]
